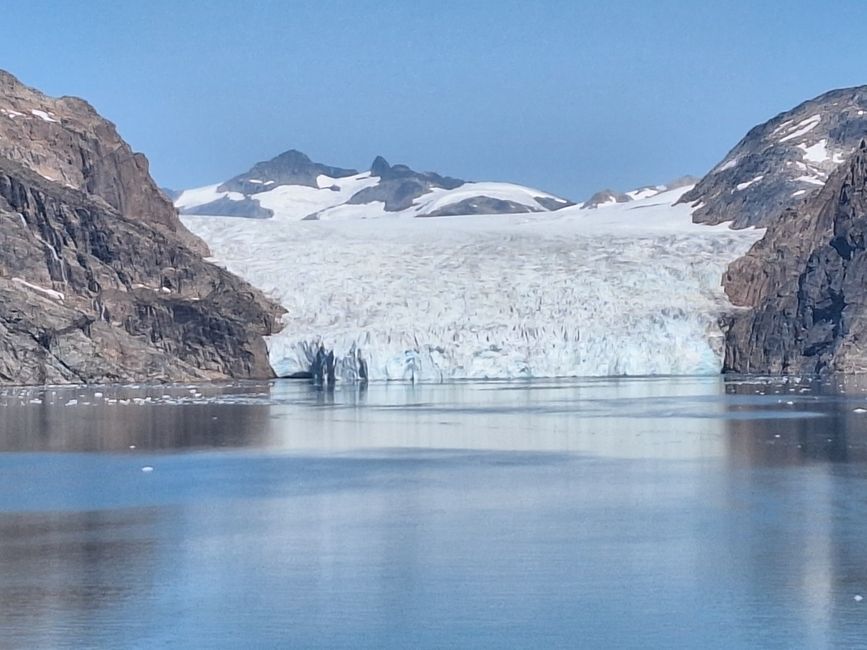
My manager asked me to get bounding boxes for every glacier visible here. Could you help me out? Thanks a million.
[182,187,763,381]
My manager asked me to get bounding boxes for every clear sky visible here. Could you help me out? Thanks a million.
[2,0,866,200]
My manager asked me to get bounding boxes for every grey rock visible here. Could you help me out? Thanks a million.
[218,149,356,194]
[534,196,574,211]
[181,196,273,219]
[723,140,867,374]
[348,155,464,211]
[681,85,867,228]
[581,189,631,209]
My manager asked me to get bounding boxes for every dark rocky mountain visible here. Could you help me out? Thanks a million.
[0,70,283,384]
[217,149,357,194]
[177,149,575,219]
[346,155,464,211]
[681,86,867,228]
[723,141,867,374]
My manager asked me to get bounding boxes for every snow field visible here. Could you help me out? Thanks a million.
[183,188,763,381]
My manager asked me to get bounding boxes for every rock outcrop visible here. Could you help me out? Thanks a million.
[218,149,357,193]
[581,189,630,209]
[0,70,283,384]
[723,141,867,373]
[0,70,207,255]
[581,177,698,210]
[680,86,867,228]
[347,155,464,211]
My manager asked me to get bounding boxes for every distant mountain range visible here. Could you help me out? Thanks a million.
[175,150,576,220]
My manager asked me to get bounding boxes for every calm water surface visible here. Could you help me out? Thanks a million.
[2,376,867,648]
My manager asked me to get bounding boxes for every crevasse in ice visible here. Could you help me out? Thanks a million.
[183,187,763,381]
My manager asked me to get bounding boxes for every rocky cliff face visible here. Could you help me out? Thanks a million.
[724,141,867,373]
[0,70,207,255]
[680,86,867,228]
[0,71,283,384]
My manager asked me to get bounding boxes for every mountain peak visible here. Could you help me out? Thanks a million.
[217,149,357,193]
[681,84,867,228]
[273,149,313,164]
[370,155,391,176]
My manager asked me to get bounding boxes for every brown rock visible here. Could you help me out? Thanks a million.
[0,69,207,255]
[724,140,867,373]
[0,72,284,385]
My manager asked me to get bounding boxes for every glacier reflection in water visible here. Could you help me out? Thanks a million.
[1,376,867,648]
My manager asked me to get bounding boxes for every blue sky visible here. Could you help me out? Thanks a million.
[2,0,866,199]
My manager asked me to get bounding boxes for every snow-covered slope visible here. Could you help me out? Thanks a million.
[182,187,763,381]
[176,172,381,220]
[175,150,574,220]
[581,176,699,209]
[681,85,867,228]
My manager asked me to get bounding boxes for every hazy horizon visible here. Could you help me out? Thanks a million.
[3,0,866,199]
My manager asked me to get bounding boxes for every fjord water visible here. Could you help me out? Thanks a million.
[2,378,867,648]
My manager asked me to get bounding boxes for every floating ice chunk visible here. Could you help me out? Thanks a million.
[853,408,867,413]
[141,466,154,473]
